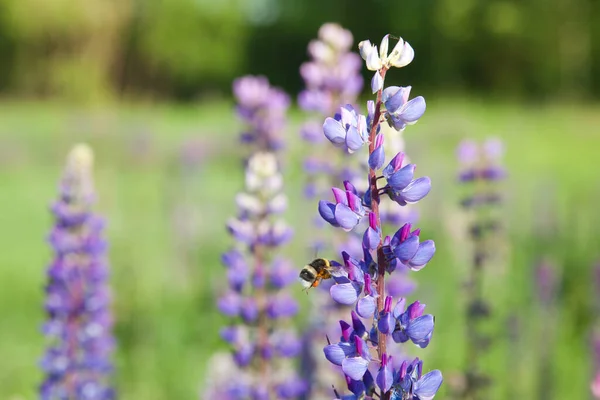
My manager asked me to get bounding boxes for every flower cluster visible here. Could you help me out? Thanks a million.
[233,75,290,150]
[211,79,304,399]
[457,138,506,208]
[316,34,442,400]
[298,23,366,207]
[40,144,115,400]
[299,23,363,130]
[456,138,506,398]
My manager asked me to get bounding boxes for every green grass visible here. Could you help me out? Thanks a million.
[0,99,598,399]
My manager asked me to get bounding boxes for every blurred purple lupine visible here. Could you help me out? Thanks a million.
[208,79,305,399]
[41,144,115,400]
[233,75,290,151]
[298,23,366,249]
[456,138,506,398]
[314,34,442,400]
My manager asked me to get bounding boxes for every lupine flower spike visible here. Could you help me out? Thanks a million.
[208,77,305,399]
[317,34,442,400]
[456,138,506,399]
[41,144,115,400]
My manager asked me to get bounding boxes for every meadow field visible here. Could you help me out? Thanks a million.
[0,99,598,399]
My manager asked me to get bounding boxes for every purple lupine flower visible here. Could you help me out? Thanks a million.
[323,105,369,153]
[311,33,442,399]
[457,138,507,184]
[318,182,367,231]
[391,358,443,400]
[41,144,115,400]
[299,23,363,119]
[211,81,304,398]
[382,86,426,131]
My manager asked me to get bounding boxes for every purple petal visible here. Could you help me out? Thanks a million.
[356,295,376,319]
[387,164,416,191]
[275,377,308,398]
[342,357,370,380]
[345,126,364,152]
[371,72,384,93]
[407,315,434,347]
[363,226,380,251]
[318,200,338,226]
[392,329,409,344]
[332,187,347,204]
[407,301,426,319]
[217,292,241,316]
[241,299,258,322]
[323,117,346,146]
[393,235,419,262]
[323,342,354,366]
[384,86,411,114]
[331,282,360,305]
[376,362,393,393]
[266,295,298,318]
[408,240,436,271]
[369,146,385,170]
[399,96,426,123]
[334,204,360,231]
[414,370,443,400]
[346,191,364,214]
[381,86,401,108]
[340,105,358,126]
[219,326,239,344]
[272,331,302,358]
[233,343,254,367]
[383,152,405,178]
[300,121,325,143]
[377,312,395,335]
[393,298,407,319]
[400,177,432,203]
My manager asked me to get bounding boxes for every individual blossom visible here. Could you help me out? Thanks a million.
[313,33,442,400]
[323,105,369,154]
[40,144,115,400]
[382,86,426,132]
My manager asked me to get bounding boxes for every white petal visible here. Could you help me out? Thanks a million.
[390,41,414,68]
[379,34,390,60]
[366,48,382,71]
[358,40,373,60]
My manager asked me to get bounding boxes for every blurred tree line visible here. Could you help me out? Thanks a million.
[0,0,599,102]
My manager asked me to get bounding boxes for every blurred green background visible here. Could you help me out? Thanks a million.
[0,0,599,399]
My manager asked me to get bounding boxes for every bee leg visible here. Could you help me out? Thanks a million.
[311,279,320,288]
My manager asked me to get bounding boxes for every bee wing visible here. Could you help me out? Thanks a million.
[328,262,347,278]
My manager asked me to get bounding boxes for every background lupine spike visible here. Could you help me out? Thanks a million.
[208,77,305,399]
[456,137,506,400]
[41,143,115,400]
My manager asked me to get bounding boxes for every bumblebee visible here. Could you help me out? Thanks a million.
[299,258,335,289]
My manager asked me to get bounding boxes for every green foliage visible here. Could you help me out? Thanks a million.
[0,0,599,100]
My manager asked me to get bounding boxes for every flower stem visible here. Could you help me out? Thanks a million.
[367,68,391,400]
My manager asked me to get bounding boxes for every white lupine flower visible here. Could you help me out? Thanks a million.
[359,35,415,71]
